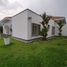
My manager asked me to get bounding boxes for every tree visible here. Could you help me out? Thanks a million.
[0,25,3,38]
[40,13,51,40]
[57,19,65,36]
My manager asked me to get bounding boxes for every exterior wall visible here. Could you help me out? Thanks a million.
[27,10,43,40]
[47,19,55,37]
[62,24,67,36]
[3,21,12,35]
[12,10,28,40]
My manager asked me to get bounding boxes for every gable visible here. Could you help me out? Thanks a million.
[12,9,41,18]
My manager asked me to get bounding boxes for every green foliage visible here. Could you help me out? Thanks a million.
[0,26,3,38]
[40,13,51,40]
[0,26,3,34]
[42,13,50,24]
[40,27,48,37]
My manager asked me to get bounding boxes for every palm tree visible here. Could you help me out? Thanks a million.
[40,13,51,40]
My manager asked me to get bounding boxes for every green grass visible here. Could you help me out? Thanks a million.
[0,37,67,67]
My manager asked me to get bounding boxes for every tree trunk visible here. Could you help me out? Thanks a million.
[59,29,62,36]
[0,33,2,39]
[42,35,47,40]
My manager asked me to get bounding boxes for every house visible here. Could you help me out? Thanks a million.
[0,9,66,42]
[50,16,66,36]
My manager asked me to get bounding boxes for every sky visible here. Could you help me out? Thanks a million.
[0,0,67,21]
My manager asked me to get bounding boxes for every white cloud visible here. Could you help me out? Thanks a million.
[0,0,23,20]
[0,0,67,21]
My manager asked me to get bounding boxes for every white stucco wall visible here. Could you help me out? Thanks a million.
[12,10,28,40]
[27,10,59,39]
[27,10,43,40]
[12,9,43,40]
[47,19,55,37]
[62,24,67,36]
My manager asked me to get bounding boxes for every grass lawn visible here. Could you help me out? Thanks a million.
[0,37,67,67]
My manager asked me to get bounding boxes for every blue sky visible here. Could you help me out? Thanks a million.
[0,0,67,21]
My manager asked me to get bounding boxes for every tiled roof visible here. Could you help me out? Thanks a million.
[51,16,65,20]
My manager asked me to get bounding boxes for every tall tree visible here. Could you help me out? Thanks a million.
[0,25,3,38]
[40,13,51,40]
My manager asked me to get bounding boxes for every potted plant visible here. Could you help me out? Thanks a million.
[3,34,11,45]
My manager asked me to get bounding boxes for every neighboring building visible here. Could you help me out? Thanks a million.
[47,19,57,37]
[0,9,66,42]
[0,17,12,35]
[51,16,66,36]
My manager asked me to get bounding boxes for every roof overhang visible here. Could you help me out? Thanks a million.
[0,17,12,25]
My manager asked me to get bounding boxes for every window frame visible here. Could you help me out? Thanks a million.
[32,23,40,36]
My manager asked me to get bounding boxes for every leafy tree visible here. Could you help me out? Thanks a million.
[40,13,51,40]
[0,25,3,38]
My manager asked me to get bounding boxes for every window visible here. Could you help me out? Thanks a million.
[28,17,32,20]
[52,26,55,35]
[32,23,40,36]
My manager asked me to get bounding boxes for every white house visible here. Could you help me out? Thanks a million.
[50,16,66,36]
[0,9,66,42]
[47,19,58,37]
[12,9,43,41]
[52,16,66,36]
